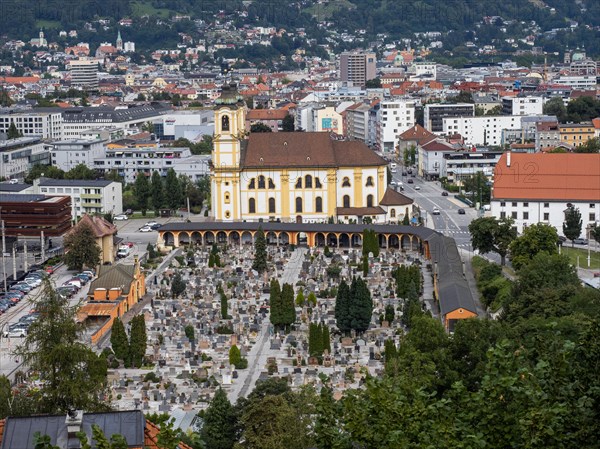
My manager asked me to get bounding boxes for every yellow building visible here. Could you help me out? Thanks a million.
[69,214,118,265]
[211,84,407,224]
[559,122,595,147]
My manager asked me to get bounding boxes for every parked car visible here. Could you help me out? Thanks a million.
[113,214,128,221]
[138,226,153,233]
[150,224,162,230]
[457,208,466,215]
[3,324,28,338]
[432,207,440,215]
[441,191,449,196]
[125,209,133,215]
[414,186,421,190]
[81,269,95,278]
[23,277,42,288]
[144,221,159,228]
[402,171,408,176]
[407,178,414,184]
[45,266,55,274]
[573,238,589,245]
[123,242,134,248]
[12,283,32,293]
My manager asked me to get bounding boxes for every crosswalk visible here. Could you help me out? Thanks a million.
[439,229,470,236]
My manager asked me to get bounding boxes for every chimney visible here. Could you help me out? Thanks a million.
[66,409,84,438]
[506,151,511,167]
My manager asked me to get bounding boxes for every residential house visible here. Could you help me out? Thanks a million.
[245,109,288,132]
[535,121,561,151]
[559,122,595,148]
[68,214,117,265]
[417,139,457,180]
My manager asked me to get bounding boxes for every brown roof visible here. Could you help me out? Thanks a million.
[398,124,436,146]
[72,214,117,238]
[246,109,288,120]
[89,264,137,295]
[492,152,600,201]
[78,301,120,320]
[241,132,386,169]
[336,206,386,216]
[379,188,414,206]
[421,139,455,152]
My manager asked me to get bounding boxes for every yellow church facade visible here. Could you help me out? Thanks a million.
[211,85,412,224]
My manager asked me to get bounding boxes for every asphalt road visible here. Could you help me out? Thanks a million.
[392,170,479,253]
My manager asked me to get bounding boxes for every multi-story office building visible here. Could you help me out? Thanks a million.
[69,58,99,90]
[0,137,50,180]
[154,110,214,140]
[340,51,377,87]
[0,110,63,139]
[442,150,503,185]
[501,96,544,116]
[34,178,122,218]
[443,115,528,146]
[424,103,475,133]
[0,194,71,237]
[551,75,597,90]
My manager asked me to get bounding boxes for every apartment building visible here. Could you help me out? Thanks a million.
[340,51,377,87]
[501,96,544,116]
[51,139,106,172]
[442,150,503,185]
[68,58,99,90]
[345,102,372,143]
[442,115,522,146]
[551,75,597,90]
[535,121,561,151]
[0,110,63,139]
[0,137,50,180]
[94,145,209,183]
[424,103,475,133]
[34,178,122,217]
[373,100,415,153]
[558,122,595,147]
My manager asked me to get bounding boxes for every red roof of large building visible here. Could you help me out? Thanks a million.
[398,124,437,146]
[492,152,600,201]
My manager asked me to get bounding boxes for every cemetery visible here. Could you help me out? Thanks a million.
[108,232,441,422]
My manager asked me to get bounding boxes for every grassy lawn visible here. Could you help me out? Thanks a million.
[560,246,600,270]
[36,20,61,29]
[131,1,176,18]
[304,0,355,19]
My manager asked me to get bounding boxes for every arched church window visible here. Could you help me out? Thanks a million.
[222,115,230,131]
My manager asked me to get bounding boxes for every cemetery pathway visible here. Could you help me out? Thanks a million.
[229,247,308,402]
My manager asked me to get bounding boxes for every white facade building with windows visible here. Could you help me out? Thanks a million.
[34,178,122,218]
[51,139,106,172]
[374,100,415,153]
[0,110,63,139]
[442,115,522,146]
[0,137,50,180]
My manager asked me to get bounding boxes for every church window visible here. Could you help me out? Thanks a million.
[224,192,230,204]
[305,175,313,188]
[295,178,302,189]
[296,197,303,213]
[258,175,266,189]
[315,177,322,188]
[342,177,351,187]
[268,178,275,189]
[343,195,350,208]
[390,209,396,218]
[367,194,374,207]
[249,198,256,213]
[366,176,374,187]
[221,115,230,131]
[315,197,323,213]
[268,198,276,213]
[248,178,255,189]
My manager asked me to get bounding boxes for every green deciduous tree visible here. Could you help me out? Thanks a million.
[250,122,272,133]
[563,205,582,246]
[134,172,151,215]
[574,137,600,153]
[543,96,567,122]
[509,222,559,270]
[201,388,237,449]
[307,291,317,307]
[229,344,242,366]
[65,163,97,180]
[64,221,101,270]
[252,226,268,273]
[315,387,350,449]
[591,223,600,245]
[282,114,295,131]
[469,216,517,265]
[25,164,65,184]
[295,287,305,307]
[16,279,108,414]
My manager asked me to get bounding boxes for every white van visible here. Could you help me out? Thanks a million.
[117,246,130,258]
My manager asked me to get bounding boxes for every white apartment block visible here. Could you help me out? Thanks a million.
[345,102,371,143]
[94,146,206,184]
[51,139,107,172]
[442,115,522,146]
[0,137,50,180]
[551,75,597,90]
[502,96,543,116]
[34,178,122,217]
[375,100,415,153]
[0,110,63,139]
[69,58,99,89]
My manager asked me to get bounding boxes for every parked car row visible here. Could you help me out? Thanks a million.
[139,221,161,232]
[2,313,39,338]
[60,269,95,296]
[0,269,48,315]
